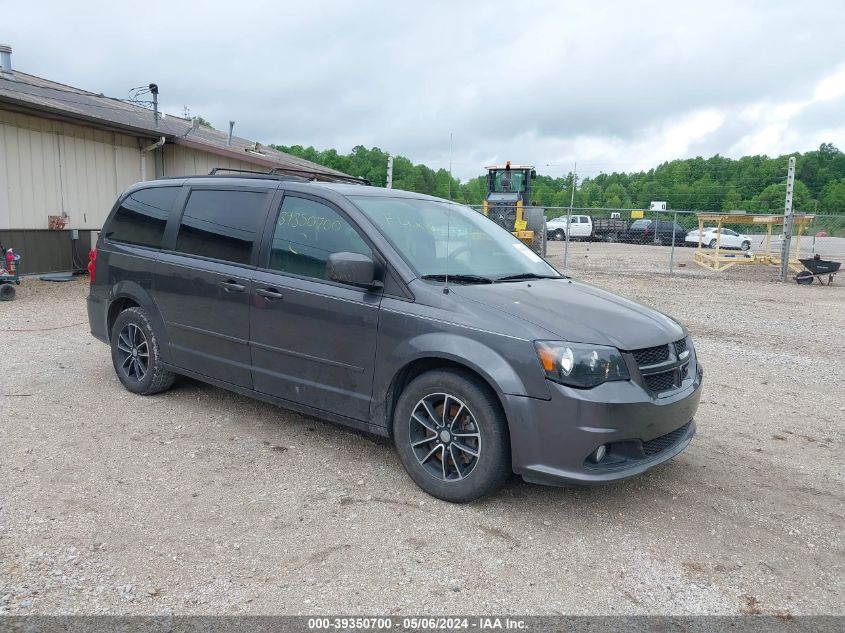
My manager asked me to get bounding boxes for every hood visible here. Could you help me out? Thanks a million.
[450,278,685,350]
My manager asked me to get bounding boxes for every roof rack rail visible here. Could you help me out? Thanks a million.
[268,167,370,186]
[209,167,273,176]
[207,166,369,186]
[206,167,305,181]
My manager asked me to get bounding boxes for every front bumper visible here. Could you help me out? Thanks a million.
[503,364,702,486]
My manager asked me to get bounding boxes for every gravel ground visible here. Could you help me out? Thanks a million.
[1,243,843,616]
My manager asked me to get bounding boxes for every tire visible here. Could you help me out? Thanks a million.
[795,271,814,285]
[554,229,565,241]
[392,370,511,503]
[524,207,547,257]
[741,241,751,251]
[110,307,175,395]
[709,238,718,249]
[604,233,617,243]
[0,284,15,301]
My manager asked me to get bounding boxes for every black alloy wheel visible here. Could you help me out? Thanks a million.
[409,393,481,482]
[116,322,149,382]
[110,307,175,395]
[393,370,510,502]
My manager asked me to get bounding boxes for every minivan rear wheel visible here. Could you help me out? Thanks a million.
[110,307,175,395]
[393,370,510,503]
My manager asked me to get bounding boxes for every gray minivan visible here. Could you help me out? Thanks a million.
[87,173,702,502]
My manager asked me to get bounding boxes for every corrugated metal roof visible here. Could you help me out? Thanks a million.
[0,71,348,178]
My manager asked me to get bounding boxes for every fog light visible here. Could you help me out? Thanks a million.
[591,444,607,463]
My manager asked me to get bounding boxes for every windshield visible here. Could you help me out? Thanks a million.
[351,196,560,280]
[490,169,527,193]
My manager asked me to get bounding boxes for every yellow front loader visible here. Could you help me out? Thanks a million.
[481,161,546,256]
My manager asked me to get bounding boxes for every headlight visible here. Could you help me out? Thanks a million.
[534,341,629,388]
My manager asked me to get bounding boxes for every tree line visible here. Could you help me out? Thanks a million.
[270,143,845,215]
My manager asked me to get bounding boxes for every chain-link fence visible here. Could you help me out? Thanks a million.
[468,205,844,278]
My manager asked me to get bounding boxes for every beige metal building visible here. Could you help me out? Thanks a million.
[0,44,345,273]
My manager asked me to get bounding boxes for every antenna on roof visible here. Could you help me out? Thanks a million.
[448,133,453,199]
[227,121,235,146]
[444,208,451,295]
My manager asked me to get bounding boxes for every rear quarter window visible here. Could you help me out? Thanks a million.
[105,187,179,248]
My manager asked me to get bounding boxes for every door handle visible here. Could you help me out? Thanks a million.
[256,288,284,300]
[219,280,246,293]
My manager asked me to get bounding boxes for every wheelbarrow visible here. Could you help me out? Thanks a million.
[0,253,21,301]
[794,257,841,286]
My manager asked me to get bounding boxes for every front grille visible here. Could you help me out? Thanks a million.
[643,422,692,456]
[631,338,692,395]
[644,370,676,393]
[488,203,517,231]
[631,344,669,366]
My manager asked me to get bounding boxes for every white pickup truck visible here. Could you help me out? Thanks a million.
[546,214,593,241]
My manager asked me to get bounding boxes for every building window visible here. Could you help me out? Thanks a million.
[174,190,267,265]
[105,187,179,249]
[269,196,371,280]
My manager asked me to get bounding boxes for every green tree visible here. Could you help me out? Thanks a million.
[748,181,812,212]
[267,143,845,215]
[820,177,845,213]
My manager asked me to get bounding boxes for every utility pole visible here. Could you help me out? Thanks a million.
[386,155,394,189]
[780,156,796,282]
[563,161,576,271]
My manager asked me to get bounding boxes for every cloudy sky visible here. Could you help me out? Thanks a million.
[3,0,844,179]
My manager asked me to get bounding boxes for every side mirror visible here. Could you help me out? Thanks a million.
[326,252,382,290]
[530,169,537,179]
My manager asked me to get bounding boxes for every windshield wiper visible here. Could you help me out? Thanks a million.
[420,274,494,284]
[495,273,562,282]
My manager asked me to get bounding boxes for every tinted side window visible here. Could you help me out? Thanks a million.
[269,196,371,281]
[174,190,267,265]
[105,187,179,248]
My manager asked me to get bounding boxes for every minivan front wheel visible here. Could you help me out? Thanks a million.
[393,370,510,502]
[110,307,175,395]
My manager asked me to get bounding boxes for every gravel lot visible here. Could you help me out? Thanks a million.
[1,243,843,616]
